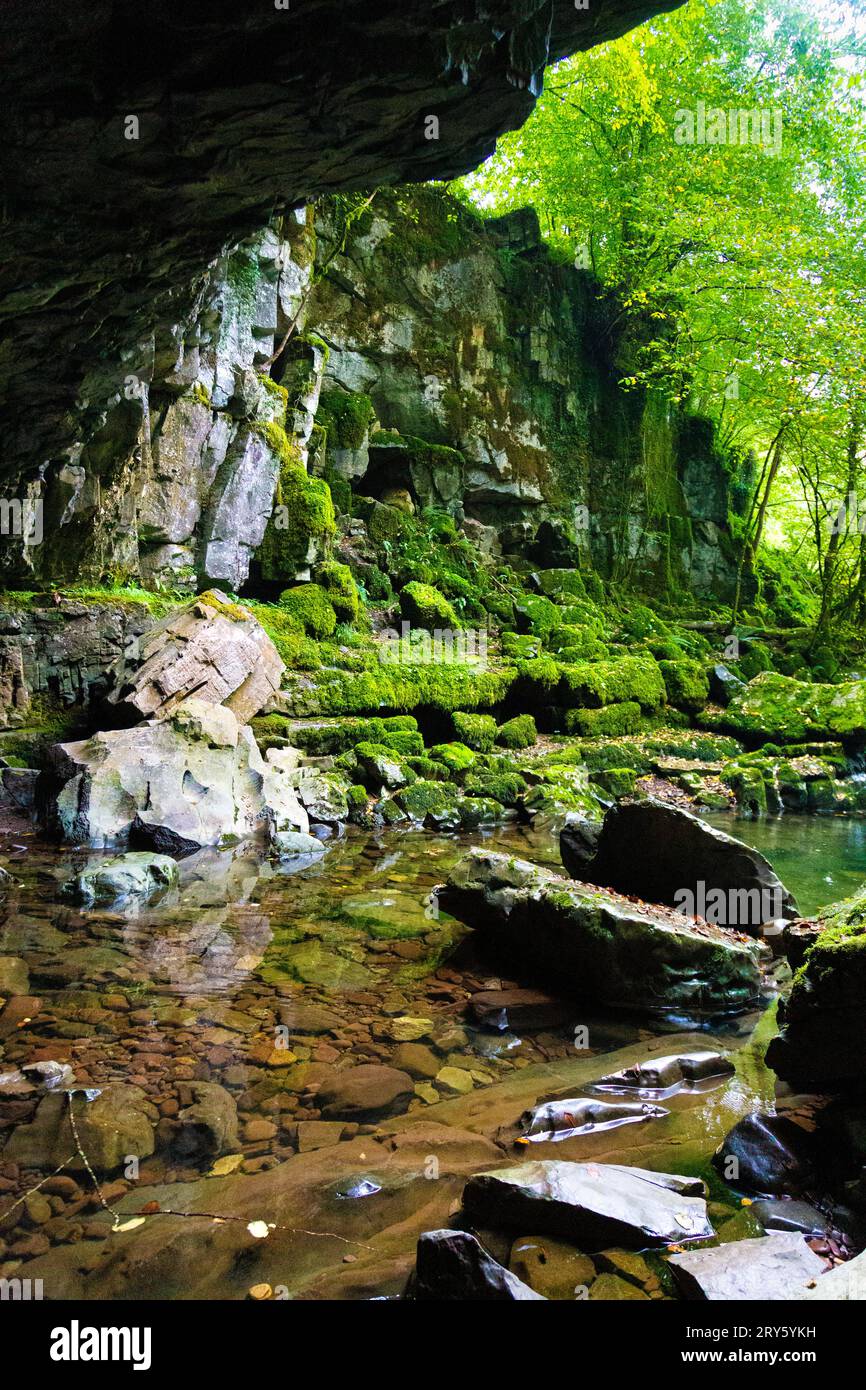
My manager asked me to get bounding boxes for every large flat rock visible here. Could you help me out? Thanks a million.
[441,847,765,1014]
[667,1232,826,1300]
[463,1160,713,1248]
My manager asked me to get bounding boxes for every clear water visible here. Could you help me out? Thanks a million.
[703,811,866,917]
[0,809,859,1298]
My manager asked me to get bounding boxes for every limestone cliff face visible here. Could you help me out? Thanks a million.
[1,188,739,601]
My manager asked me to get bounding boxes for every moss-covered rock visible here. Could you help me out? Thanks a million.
[462,770,527,806]
[722,671,866,743]
[452,711,497,752]
[514,594,561,639]
[590,767,638,799]
[258,437,336,580]
[278,584,338,638]
[394,779,458,823]
[314,560,360,623]
[495,714,537,749]
[565,702,643,738]
[399,581,459,631]
[316,388,375,450]
[658,658,710,713]
[429,741,476,773]
[767,884,866,1089]
[558,656,666,711]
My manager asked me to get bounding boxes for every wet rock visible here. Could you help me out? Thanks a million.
[566,798,797,931]
[594,1051,735,1092]
[766,882,866,1090]
[462,1162,712,1249]
[68,851,179,905]
[442,848,764,1014]
[0,956,29,994]
[519,1098,668,1143]
[276,1001,341,1035]
[43,698,307,851]
[296,1121,345,1152]
[751,1199,837,1237]
[708,663,746,705]
[0,994,42,1038]
[107,590,283,724]
[558,816,602,875]
[796,1246,866,1300]
[509,1235,596,1298]
[469,987,572,1032]
[4,1084,156,1172]
[391,1043,440,1080]
[713,1114,817,1196]
[175,1082,240,1159]
[436,1066,475,1096]
[270,830,325,860]
[317,1065,414,1121]
[667,1232,826,1300]
[414,1229,546,1301]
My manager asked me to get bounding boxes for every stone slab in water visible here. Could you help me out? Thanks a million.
[462,1161,712,1248]
[442,847,764,1014]
[594,1051,734,1091]
[667,1232,826,1300]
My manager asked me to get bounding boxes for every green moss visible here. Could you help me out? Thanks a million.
[394,780,457,820]
[462,770,527,805]
[590,767,638,798]
[658,658,710,713]
[429,741,476,773]
[452,711,497,752]
[316,389,375,450]
[380,729,425,757]
[496,714,537,749]
[278,584,337,639]
[257,374,289,427]
[565,701,643,738]
[258,432,336,581]
[314,560,360,623]
[558,656,666,711]
[515,594,561,639]
[399,581,459,631]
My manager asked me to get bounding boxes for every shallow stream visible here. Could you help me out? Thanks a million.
[0,810,858,1298]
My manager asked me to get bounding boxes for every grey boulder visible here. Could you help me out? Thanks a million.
[414,1230,546,1300]
[667,1232,826,1300]
[462,1161,712,1249]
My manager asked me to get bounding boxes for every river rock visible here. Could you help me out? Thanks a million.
[509,1235,596,1298]
[107,590,283,724]
[558,816,602,874]
[68,851,179,904]
[462,1161,712,1248]
[751,1199,838,1237]
[413,1229,546,1300]
[667,1232,826,1300]
[317,1064,415,1121]
[594,1051,735,1091]
[441,848,764,1014]
[766,882,866,1090]
[519,1098,667,1142]
[42,698,307,852]
[4,1084,157,1172]
[713,1113,817,1196]
[174,1082,240,1159]
[565,798,797,931]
